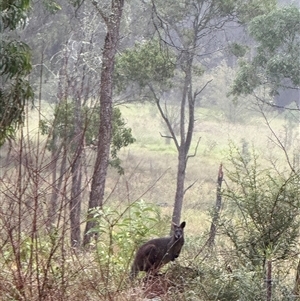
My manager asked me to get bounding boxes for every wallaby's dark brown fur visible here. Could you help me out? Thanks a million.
[130,221,186,279]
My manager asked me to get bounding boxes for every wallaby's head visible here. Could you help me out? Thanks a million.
[172,221,186,240]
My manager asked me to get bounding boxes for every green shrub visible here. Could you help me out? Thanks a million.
[86,200,168,293]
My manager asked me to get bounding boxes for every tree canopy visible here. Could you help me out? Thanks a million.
[114,39,175,96]
[0,0,33,145]
[231,5,300,100]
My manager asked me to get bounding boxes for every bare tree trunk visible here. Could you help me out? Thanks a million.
[70,95,83,247]
[151,0,230,232]
[266,260,272,301]
[46,138,59,229]
[172,150,187,225]
[70,163,82,247]
[46,133,66,230]
[208,164,223,247]
[83,0,125,246]
[154,52,208,227]
[47,143,67,228]
[171,57,193,225]
[47,45,70,230]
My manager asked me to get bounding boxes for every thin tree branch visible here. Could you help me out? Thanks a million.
[148,84,180,150]
[256,99,296,174]
[194,79,213,99]
[253,92,300,111]
[183,180,197,195]
[159,132,173,140]
[187,136,201,162]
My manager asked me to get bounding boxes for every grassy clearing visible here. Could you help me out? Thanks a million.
[116,102,298,217]
[10,100,298,228]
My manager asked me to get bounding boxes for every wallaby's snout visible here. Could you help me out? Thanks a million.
[174,230,183,240]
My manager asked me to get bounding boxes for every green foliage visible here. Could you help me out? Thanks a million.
[3,233,57,265]
[0,41,31,78]
[228,42,249,58]
[199,260,264,301]
[39,101,135,174]
[0,0,33,146]
[221,143,300,270]
[230,60,262,95]
[216,0,274,21]
[68,0,84,8]
[234,0,276,23]
[156,0,275,28]
[86,200,166,279]
[42,0,61,13]
[0,0,31,30]
[231,6,300,96]
[250,6,299,53]
[114,40,175,93]
[110,107,136,174]
[194,254,296,301]
[39,101,74,150]
[0,40,33,145]
[250,6,300,92]
[85,105,136,174]
[0,77,33,144]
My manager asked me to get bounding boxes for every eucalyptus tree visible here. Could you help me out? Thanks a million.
[58,11,105,247]
[35,3,134,246]
[230,5,300,109]
[229,6,300,294]
[148,0,276,225]
[114,0,276,226]
[83,0,125,246]
[24,1,107,246]
[0,0,33,146]
[40,101,135,246]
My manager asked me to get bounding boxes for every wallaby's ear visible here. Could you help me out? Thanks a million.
[180,221,186,229]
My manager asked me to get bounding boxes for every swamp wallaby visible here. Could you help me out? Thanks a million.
[130,221,186,279]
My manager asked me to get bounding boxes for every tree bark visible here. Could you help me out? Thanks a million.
[172,150,187,225]
[46,135,66,230]
[266,260,272,301]
[83,0,125,246]
[171,57,193,226]
[46,136,59,230]
[70,95,83,247]
[151,0,242,233]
